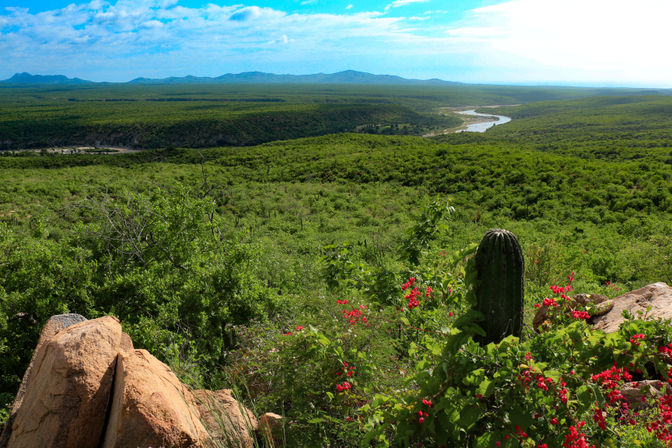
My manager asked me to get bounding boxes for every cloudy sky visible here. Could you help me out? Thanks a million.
[1,0,670,86]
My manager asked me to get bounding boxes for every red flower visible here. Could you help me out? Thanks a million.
[629,333,645,346]
[543,297,560,308]
[336,381,352,392]
[571,310,591,320]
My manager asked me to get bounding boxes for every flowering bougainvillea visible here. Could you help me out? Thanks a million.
[360,266,672,448]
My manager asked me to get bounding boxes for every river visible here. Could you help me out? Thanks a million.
[456,110,512,133]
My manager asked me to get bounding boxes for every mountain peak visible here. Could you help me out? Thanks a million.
[3,72,92,84]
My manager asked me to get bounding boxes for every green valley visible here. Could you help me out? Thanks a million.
[2,84,672,446]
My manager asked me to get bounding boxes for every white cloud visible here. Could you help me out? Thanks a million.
[0,0,421,81]
[346,4,353,10]
[1,0,670,85]
[385,0,429,11]
[445,0,672,85]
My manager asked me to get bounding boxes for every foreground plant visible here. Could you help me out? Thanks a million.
[363,265,672,447]
[474,229,525,344]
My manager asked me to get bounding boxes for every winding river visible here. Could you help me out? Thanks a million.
[456,110,512,133]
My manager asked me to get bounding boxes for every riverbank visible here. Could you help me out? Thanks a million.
[1,146,142,155]
[423,105,517,136]
[455,109,512,133]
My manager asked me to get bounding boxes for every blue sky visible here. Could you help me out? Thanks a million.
[1,0,671,86]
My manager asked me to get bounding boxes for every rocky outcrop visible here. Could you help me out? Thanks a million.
[621,380,671,410]
[592,282,672,333]
[1,314,260,448]
[102,349,213,448]
[5,316,130,448]
[10,314,88,413]
[192,389,258,448]
[0,314,88,447]
[257,413,284,448]
[533,283,672,334]
[532,293,612,332]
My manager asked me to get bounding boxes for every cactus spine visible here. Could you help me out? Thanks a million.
[475,229,525,344]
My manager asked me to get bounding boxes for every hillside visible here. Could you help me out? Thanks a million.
[2,92,672,446]
[1,83,671,151]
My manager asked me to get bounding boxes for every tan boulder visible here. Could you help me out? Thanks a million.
[257,412,284,448]
[193,389,258,448]
[3,314,264,448]
[621,380,671,410]
[7,316,132,448]
[0,313,88,446]
[532,293,612,332]
[11,314,88,413]
[102,349,214,448]
[592,282,672,333]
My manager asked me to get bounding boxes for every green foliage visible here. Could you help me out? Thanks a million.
[3,88,672,445]
[366,264,672,448]
[0,84,465,150]
[399,196,454,267]
[0,186,275,399]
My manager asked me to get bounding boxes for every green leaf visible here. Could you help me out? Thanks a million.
[458,406,482,429]
[543,369,562,383]
[509,405,534,430]
[445,406,460,425]
[475,431,506,448]
[477,378,495,398]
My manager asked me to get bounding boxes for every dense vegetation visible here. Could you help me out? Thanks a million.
[2,87,672,446]
[1,83,668,150]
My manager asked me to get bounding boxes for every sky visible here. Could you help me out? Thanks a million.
[1,0,671,86]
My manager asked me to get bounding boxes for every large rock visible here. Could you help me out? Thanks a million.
[193,389,258,448]
[621,380,671,410]
[257,412,284,448]
[102,349,213,448]
[3,315,261,448]
[592,282,672,333]
[532,293,611,332]
[0,314,88,447]
[6,316,132,448]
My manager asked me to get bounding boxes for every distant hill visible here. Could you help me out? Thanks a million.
[1,70,460,86]
[1,72,93,85]
[128,70,462,86]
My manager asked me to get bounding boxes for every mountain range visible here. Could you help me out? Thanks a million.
[1,70,461,86]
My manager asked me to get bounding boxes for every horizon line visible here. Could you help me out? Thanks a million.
[3,70,672,90]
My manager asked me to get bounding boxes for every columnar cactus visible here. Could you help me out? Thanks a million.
[475,228,525,344]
